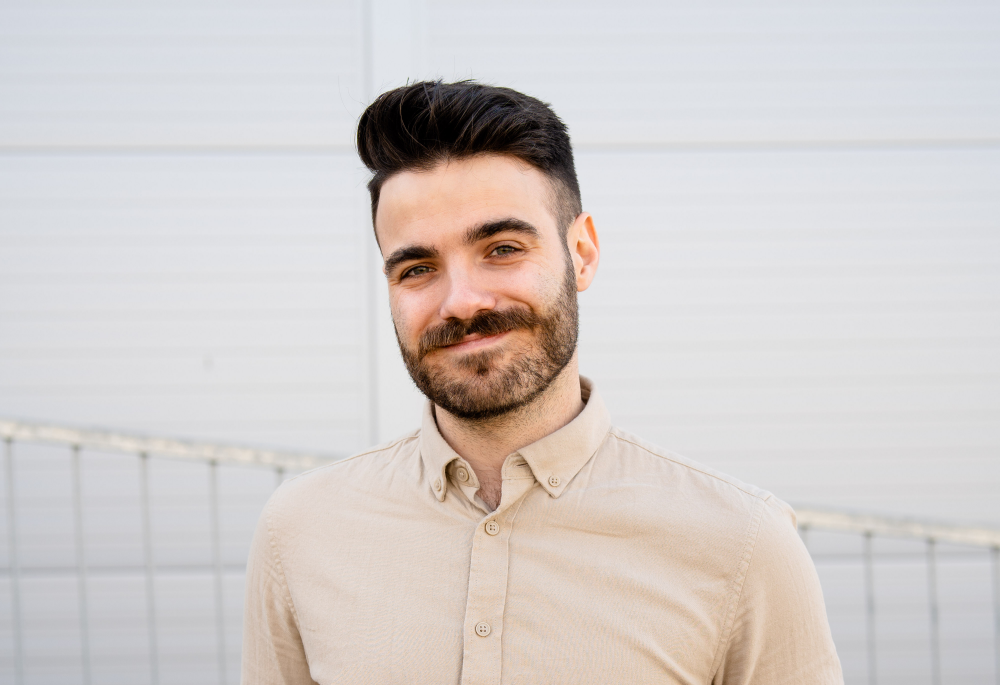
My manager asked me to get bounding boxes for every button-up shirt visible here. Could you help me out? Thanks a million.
[242,380,843,684]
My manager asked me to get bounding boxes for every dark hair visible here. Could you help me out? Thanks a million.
[356,80,582,235]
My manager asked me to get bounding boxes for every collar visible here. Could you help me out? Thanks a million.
[418,377,612,502]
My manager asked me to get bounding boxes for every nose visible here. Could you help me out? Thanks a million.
[437,266,497,321]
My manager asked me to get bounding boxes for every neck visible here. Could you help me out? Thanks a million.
[433,356,585,510]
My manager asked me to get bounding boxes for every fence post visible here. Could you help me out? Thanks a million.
[71,446,91,685]
[139,452,159,685]
[992,545,999,685]
[927,538,941,685]
[864,531,877,685]
[4,438,23,685]
[209,461,227,685]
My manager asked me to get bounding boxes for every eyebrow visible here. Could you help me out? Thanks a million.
[464,218,540,245]
[383,245,440,276]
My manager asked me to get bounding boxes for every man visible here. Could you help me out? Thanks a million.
[242,81,843,684]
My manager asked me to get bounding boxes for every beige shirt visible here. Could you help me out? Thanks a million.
[242,380,843,684]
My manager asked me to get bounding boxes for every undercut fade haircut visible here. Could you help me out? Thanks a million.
[356,80,582,237]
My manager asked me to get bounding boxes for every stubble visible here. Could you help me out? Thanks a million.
[396,261,579,421]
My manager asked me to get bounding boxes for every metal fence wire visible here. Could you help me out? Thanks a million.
[1,418,999,685]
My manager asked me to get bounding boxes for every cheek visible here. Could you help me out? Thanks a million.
[389,290,434,341]
[492,265,551,304]
[510,266,562,309]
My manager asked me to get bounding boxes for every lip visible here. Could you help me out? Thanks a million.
[440,330,510,352]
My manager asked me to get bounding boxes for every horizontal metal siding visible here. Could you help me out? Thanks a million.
[426,1,1000,144]
[572,148,1000,524]
[0,1,362,147]
[0,152,371,452]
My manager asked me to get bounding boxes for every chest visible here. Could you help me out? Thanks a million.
[287,499,733,685]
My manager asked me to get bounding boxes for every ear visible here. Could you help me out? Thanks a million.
[566,212,600,292]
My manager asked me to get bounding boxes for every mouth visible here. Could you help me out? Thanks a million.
[439,330,511,353]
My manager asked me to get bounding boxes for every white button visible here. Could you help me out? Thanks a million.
[456,467,469,482]
[475,622,491,637]
[485,521,500,536]
[548,475,561,487]
[433,478,442,491]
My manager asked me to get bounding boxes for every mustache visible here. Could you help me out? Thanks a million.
[418,307,540,358]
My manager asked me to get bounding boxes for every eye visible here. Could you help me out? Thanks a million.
[489,244,521,257]
[400,264,433,280]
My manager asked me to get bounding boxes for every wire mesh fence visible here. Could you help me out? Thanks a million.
[1,418,998,684]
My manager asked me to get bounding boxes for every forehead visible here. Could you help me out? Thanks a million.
[374,154,558,252]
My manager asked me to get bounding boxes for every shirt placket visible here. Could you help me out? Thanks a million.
[459,464,535,685]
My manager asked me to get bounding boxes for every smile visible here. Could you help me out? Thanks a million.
[440,331,510,352]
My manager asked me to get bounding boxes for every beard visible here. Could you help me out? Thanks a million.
[396,261,579,421]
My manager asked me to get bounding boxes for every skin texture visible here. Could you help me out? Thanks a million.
[376,154,600,509]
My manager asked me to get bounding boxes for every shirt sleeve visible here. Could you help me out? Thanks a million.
[241,495,319,685]
[713,496,844,685]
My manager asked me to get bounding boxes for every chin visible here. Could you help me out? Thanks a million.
[424,360,554,421]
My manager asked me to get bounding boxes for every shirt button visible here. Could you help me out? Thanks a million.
[456,467,470,482]
[475,622,491,637]
[548,475,560,487]
[433,478,442,492]
[485,521,500,536]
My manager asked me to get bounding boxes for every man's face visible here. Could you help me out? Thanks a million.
[375,154,583,421]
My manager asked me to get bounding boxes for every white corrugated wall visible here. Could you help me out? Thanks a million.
[1,2,999,681]
[3,0,996,523]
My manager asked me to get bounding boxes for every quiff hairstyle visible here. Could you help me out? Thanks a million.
[356,80,582,236]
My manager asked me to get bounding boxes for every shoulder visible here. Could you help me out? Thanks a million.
[265,429,422,521]
[605,426,788,515]
[590,427,800,568]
